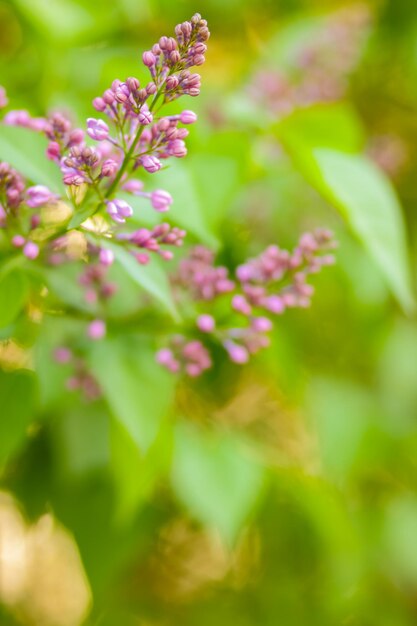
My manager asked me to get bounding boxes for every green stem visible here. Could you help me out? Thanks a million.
[104,89,164,200]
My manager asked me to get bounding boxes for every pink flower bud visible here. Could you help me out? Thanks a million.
[251,317,273,332]
[23,241,39,260]
[180,110,198,124]
[26,185,56,208]
[142,155,162,173]
[168,139,187,157]
[232,295,252,316]
[93,97,106,111]
[138,107,153,125]
[265,295,285,314]
[103,89,115,104]
[46,141,61,161]
[122,179,144,194]
[224,341,249,364]
[150,189,173,212]
[142,51,156,67]
[197,314,215,333]
[87,319,106,340]
[101,159,119,177]
[106,198,133,224]
[54,347,72,364]
[87,118,109,141]
[12,235,25,248]
[99,248,114,266]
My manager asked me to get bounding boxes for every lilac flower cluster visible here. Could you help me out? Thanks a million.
[0,13,209,277]
[157,229,336,375]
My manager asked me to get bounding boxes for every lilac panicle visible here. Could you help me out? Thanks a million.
[158,230,336,376]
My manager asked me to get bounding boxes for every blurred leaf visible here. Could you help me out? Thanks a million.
[110,417,173,523]
[384,494,417,585]
[0,269,28,328]
[0,369,37,466]
[275,105,415,312]
[171,422,265,543]
[88,337,175,453]
[104,242,178,320]
[275,103,365,154]
[307,378,374,481]
[0,125,63,193]
[53,404,110,476]
[153,161,220,248]
[313,150,415,313]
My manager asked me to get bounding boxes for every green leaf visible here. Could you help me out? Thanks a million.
[104,242,178,320]
[171,422,265,543]
[153,161,220,248]
[275,105,415,312]
[0,369,38,466]
[110,417,173,523]
[0,125,63,193]
[88,337,175,453]
[313,150,415,313]
[0,270,29,328]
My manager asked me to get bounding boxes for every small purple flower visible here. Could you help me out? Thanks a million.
[142,51,156,68]
[87,118,109,141]
[12,235,25,248]
[150,189,173,212]
[138,107,153,125]
[180,110,198,124]
[232,295,252,316]
[224,341,249,364]
[99,248,114,266]
[87,319,106,340]
[26,185,56,208]
[122,179,144,194]
[251,317,273,332]
[197,314,215,333]
[265,295,285,314]
[23,241,39,260]
[106,198,133,224]
[54,347,72,364]
[101,159,119,177]
[142,155,162,173]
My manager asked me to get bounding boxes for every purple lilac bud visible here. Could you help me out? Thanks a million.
[23,241,39,260]
[93,97,106,112]
[265,295,285,314]
[99,248,114,266]
[26,185,56,208]
[232,294,252,316]
[180,110,198,124]
[87,319,106,340]
[142,155,162,173]
[54,347,72,364]
[138,107,153,125]
[150,189,173,212]
[101,159,119,177]
[142,51,156,67]
[197,314,215,333]
[12,235,25,248]
[224,340,249,364]
[251,317,273,332]
[106,198,133,224]
[122,179,144,194]
[87,118,109,141]
[46,141,61,161]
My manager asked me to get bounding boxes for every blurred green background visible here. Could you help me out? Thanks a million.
[1,0,417,625]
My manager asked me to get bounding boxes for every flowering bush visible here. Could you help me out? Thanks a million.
[0,13,335,398]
